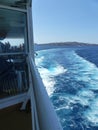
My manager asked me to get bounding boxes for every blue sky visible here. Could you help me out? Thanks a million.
[32,0,98,44]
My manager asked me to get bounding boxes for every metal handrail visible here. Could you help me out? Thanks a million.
[0,52,27,56]
[29,56,63,130]
[28,58,40,130]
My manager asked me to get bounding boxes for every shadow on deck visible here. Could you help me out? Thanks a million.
[0,104,32,130]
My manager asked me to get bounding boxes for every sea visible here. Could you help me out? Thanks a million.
[35,45,98,130]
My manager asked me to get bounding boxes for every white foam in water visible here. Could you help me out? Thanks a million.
[35,55,67,95]
[84,97,98,125]
[72,52,98,125]
[78,89,94,98]
[35,56,44,65]
[35,48,98,127]
[77,89,95,106]
[66,52,98,126]
[49,65,67,76]
[38,67,56,95]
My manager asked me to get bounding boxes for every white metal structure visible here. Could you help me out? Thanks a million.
[0,0,63,130]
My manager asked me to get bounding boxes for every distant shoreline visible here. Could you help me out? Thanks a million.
[34,42,98,51]
[34,44,70,51]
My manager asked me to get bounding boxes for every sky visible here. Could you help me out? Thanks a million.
[32,0,98,44]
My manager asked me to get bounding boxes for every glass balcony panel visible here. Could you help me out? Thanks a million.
[0,8,27,53]
[0,0,28,9]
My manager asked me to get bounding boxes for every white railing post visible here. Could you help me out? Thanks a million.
[17,71,22,92]
[21,56,40,130]
[28,61,40,130]
[29,56,63,130]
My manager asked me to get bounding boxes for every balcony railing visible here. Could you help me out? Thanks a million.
[27,56,63,130]
[0,54,63,130]
[0,54,28,99]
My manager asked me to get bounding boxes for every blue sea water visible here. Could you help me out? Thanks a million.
[35,46,98,130]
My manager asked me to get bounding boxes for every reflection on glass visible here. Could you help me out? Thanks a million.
[0,39,25,53]
[0,4,29,98]
[0,0,27,9]
[0,8,27,53]
[0,54,29,97]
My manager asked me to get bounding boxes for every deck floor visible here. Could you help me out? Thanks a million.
[0,109,32,130]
